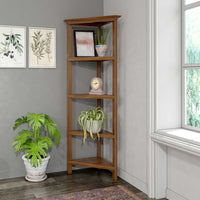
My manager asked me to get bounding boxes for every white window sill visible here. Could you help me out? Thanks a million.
[151,128,200,157]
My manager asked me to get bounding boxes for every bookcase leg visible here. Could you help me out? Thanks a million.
[67,133,72,175]
[97,138,102,158]
[67,164,72,175]
[112,169,118,182]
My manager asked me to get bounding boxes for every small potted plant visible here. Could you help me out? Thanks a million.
[96,27,109,57]
[12,113,61,182]
[78,107,106,142]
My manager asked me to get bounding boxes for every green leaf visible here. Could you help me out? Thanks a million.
[3,33,9,37]
[24,141,48,168]
[27,113,45,131]
[15,34,21,37]
[12,130,32,153]
[54,131,61,145]
[44,120,61,145]
[38,136,53,149]
[13,116,28,130]
[18,43,23,48]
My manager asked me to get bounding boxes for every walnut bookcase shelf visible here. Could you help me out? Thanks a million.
[69,130,115,139]
[69,157,114,170]
[68,94,114,99]
[69,56,114,62]
[65,15,120,182]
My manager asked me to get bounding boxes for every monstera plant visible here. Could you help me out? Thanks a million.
[12,113,61,182]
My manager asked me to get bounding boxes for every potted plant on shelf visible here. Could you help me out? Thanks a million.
[96,27,109,57]
[78,107,106,142]
[12,113,61,182]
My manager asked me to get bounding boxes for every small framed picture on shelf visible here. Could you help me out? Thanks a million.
[74,30,95,57]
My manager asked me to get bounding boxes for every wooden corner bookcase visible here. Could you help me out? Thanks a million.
[64,15,121,181]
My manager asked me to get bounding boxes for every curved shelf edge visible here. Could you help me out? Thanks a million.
[68,56,115,62]
[69,157,114,170]
[69,130,115,139]
[68,94,114,99]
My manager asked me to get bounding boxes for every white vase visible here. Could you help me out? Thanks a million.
[22,154,50,182]
[86,120,102,133]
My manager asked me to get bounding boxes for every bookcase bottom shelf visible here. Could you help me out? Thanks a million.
[68,157,114,170]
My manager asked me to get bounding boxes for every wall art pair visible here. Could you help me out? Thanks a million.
[0,25,56,68]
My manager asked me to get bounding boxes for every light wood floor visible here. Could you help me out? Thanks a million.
[0,168,167,200]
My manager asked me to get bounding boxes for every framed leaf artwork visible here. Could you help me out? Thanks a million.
[29,27,56,68]
[0,25,26,68]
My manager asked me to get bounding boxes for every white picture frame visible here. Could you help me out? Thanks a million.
[0,25,26,68]
[29,27,56,68]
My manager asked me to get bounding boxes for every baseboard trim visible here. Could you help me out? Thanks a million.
[118,168,147,194]
[0,170,24,180]
[167,188,189,200]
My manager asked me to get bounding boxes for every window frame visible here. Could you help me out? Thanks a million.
[182,0,200,131]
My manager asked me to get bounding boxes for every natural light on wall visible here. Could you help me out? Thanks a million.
[183,0,200,130]
[185,0,200,5]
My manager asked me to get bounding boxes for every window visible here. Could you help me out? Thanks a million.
[183,0,200,130]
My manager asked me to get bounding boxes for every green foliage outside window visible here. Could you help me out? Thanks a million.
[186,69,200,127]
[185,6,200,128]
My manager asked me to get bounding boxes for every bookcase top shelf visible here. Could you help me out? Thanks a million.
[64,15,121,26]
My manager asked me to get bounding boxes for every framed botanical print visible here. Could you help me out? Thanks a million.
[0,25,26,68]
[29,27,56,68]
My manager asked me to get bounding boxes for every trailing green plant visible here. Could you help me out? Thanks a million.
[78,107,106,142]
[97,27,109,45]
[12,113,61,168]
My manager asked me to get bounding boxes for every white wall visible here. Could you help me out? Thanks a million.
[157,0,182,130]
[157,1,200,200]
[168,148,200,200]
[103,1,200,199]
[104,0,148,193]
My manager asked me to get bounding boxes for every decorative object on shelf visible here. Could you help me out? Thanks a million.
[74,30,95,57]
[89,77,104,95]
[0,25,26,68]
[12,113,61,182]
[29,27,56,68]
[96,27,109,57]
[78,107,106,142]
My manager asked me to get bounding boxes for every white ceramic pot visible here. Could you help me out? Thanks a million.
[86,120,102,133]
[96,45,108,57]
[22,154,50,182]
